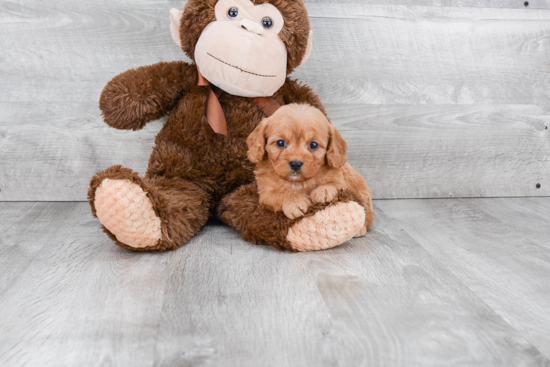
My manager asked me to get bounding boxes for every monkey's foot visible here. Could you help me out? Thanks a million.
[354,225,368,238]
[94,179,162,248]
[286,201,365,251]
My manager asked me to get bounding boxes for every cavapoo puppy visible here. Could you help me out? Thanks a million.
[247,103,374,236]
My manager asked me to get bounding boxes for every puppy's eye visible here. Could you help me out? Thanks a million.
[276,139,286,148]
[309,142,319,150]
[227,7,239,18]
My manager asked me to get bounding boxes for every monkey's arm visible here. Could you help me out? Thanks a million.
[280,79,328,116]
[99,61,196,130]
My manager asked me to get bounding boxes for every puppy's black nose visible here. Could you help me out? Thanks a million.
[289,160,303,171]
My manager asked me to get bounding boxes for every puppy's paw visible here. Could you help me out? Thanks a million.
[310,185,338,204]
[283,196,311,220]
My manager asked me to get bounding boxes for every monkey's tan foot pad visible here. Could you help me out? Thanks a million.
[94,179,162,248]
[286,201,366,251]
[354,225,368,238]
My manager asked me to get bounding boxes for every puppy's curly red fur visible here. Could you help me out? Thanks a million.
[248,104,374,234]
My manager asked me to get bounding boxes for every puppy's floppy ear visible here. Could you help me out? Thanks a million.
[326,124,348,168]
[247,118,269,163]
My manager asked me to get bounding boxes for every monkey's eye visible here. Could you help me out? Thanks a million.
[276,139,286,148]
[262,17,273,29]
[227,7,239,18]
[309,142,319,150]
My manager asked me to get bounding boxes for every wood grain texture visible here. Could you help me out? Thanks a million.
[333,104,549,198]
[377,197,550,359]
[470,197,550,248]
[1,200,550,366]
[305,0,550,9]
[1,102,547,200]
[1,1,550,200]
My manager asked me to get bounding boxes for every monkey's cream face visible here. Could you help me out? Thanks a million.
[194,0,288,98]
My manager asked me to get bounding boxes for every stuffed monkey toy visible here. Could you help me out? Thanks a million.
[88,0,370,252]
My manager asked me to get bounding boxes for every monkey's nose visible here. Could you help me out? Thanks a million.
[289,161,303,172]
[240,18,264,35]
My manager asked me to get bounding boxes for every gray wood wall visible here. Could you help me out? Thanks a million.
[1,0,549,201]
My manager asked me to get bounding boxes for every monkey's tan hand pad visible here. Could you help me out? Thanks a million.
[286,202,365,251]
[94,179,162,248]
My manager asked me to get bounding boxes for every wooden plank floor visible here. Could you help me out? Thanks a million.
[1,198,549,366]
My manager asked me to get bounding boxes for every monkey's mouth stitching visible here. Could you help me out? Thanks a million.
[207,53,276,78]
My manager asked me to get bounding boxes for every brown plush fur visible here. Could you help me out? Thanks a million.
[247,104,374,230]
[89,165,210,251]
[89,0,369,251]
[179,0,311,75]
[217,183,362,252]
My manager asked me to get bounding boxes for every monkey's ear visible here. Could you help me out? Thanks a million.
[297,31,313,68]
[327,125,348,168]
[170,8,183,48]
[247,119,269,163]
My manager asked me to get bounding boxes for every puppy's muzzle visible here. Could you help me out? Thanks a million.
[289,160,303,172]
